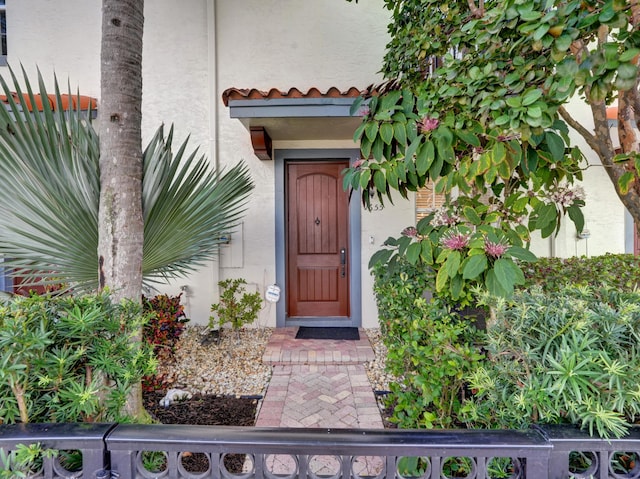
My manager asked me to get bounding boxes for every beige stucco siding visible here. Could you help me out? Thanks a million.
[529,97,627,257]
[215,0,392,328]
[141,0,216,323]
[2,0,101,95]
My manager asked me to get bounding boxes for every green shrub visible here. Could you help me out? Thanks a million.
[209,279,261,336]
[0,292,156,423]
[522,254,640,293]
[373,254,640,437]
[373,262,484,428]
[372,260,435,336]
[462,286,640,438]
[0,443,57,478]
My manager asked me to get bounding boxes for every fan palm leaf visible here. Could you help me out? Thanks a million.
[0,68,254,292]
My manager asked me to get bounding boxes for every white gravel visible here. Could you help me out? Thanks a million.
[156,326,273,397]
[157,326,393,397]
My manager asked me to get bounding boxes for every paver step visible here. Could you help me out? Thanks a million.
[261,327,375,365]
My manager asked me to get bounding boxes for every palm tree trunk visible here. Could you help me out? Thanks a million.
[98,0,146,419]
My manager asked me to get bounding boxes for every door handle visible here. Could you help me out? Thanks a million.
[340,248,346,277]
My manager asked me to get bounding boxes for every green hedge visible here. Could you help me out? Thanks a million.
[372,254,640,437]
[463,286,640,438]
[372,262,484,429]
[522,254,640,292]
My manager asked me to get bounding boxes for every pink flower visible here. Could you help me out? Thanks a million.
[432,207,461,227]
[418,116,439,133]
[401,226,418,237]
[358,106,370,117]
[441,231,470,251]
[484,239,509,258]
[547,184,585,208]
[353,159,364,169]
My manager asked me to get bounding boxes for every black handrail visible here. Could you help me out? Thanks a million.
[0,423,638,478]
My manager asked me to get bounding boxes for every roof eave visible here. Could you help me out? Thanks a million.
[227,97,359,119]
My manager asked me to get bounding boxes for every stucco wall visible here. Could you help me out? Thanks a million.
[1,0,101,94]
[529,96,628,258]
[141,0,215,324]
[215,0,392,328]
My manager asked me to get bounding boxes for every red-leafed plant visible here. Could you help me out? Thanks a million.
[142,293,189,391]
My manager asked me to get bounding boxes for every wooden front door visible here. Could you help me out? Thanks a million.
[286,161,350,318]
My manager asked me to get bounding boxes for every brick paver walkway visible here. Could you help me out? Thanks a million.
[256,327,383,429]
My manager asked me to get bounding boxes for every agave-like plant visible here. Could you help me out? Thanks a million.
[0,68,253,292]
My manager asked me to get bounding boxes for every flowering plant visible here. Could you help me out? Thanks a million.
[370,203,537,303]
[347,90,586,302]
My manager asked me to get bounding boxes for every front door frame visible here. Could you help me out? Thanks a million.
[275,148,361,328]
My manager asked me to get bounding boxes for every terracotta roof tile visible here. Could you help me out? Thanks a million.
[0,93,97,112]
[221,86,364,106]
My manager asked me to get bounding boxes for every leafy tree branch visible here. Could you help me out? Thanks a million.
[347,0,639,299]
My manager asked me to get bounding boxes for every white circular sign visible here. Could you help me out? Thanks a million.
[265,284,281,303]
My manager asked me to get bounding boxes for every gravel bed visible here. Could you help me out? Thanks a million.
[156,326,274,397]
[157,326,393,398]
[363,328,396,392]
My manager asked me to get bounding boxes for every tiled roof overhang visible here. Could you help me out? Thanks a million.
[0,93,97,112]
[222,87,363,107]
[221,87,366,160]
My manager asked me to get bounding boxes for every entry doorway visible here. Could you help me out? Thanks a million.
[286,161,350,318]
[274,149,361,328]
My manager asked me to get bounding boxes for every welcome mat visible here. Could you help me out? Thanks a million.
[295,327,360,340]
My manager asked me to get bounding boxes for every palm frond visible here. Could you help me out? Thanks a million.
[142,125,254,283]
[0,69,254,292]
[0,68,99,290]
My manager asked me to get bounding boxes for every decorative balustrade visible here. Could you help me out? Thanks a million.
[0,423,639,478]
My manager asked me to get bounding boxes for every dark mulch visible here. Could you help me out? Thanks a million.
[144,391,258,426]
[143,391,258,473]
[374,392,397,429]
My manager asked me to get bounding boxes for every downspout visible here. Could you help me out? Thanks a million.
[625,209,635,254]
[207,0,219,170]
[207,0,221,305]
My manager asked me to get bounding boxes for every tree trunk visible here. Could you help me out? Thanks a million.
[98,0,145,419]
[561,85,640,239]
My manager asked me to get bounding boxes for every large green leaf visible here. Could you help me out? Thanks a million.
[508,246,537,262]
[380,122,394,145]
[444,251,461,278]
[406,242,422,265]
[545,131,566,161]
[534,203,557,231]
[567,204,585,234]
[493,258,517,293]
[0,69,254,292]
[462,254,487,279]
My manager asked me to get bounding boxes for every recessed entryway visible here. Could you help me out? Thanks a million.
[275,149,361,328]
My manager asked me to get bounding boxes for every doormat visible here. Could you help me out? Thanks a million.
[295,327,360,340]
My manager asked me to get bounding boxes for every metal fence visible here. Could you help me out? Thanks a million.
[0,422,639,479]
